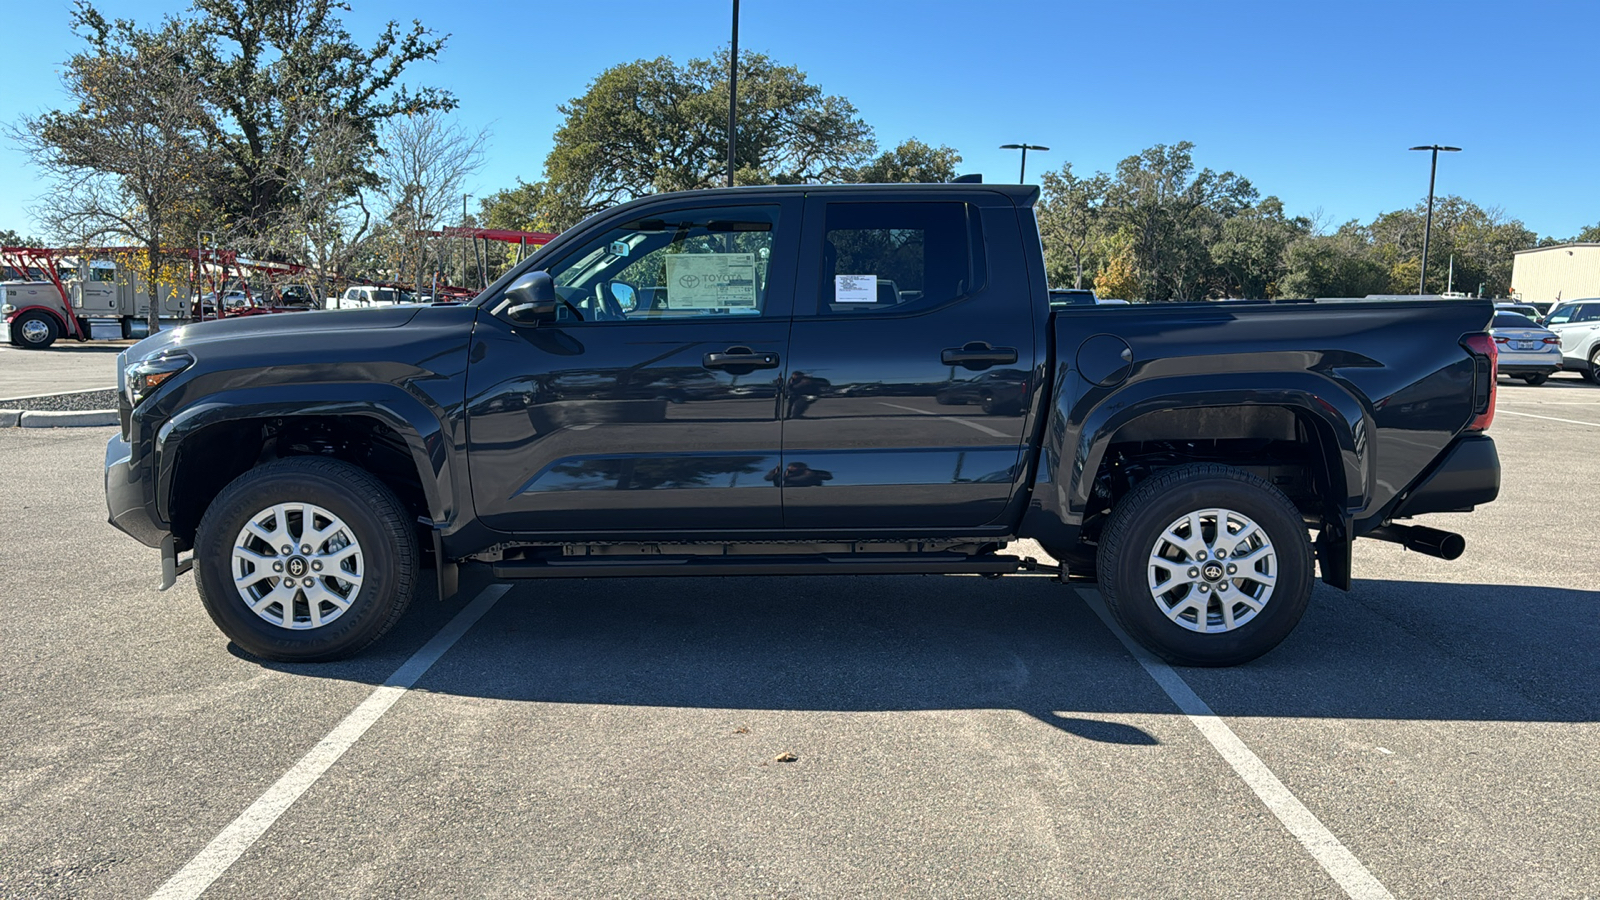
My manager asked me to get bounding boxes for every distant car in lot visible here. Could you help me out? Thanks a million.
[1495,302,1542,319]
[1490,311,1563,385]
[1540,300,1600,383]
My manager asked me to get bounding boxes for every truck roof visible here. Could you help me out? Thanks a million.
[612,183,1042,207]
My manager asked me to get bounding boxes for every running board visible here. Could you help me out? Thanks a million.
[491,554,1052,580]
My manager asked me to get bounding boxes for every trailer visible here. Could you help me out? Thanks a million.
[0,246,308,348]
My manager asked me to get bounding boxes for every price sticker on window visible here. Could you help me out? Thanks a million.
[834,274,877,303]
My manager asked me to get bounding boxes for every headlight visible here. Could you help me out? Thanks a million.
[1,304,15,315]
[125,352,194,406]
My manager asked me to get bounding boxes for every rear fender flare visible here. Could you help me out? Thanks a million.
[154,383,454,528]
[1067,371,1368,526]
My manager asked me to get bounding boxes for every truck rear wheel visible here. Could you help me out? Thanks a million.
[12,311,59,349]
[1096,463,1312,666]
[194,457,418,662]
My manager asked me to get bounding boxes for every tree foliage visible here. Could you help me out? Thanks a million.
[17,10,221,330]
[1036,142,1540,301]
[537,50,874,229]
[852,138,962,184]
[173,0,455,234]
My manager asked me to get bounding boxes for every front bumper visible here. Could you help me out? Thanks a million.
[105,432,167,548]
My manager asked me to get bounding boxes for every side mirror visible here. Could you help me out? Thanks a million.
[504,271,558,324]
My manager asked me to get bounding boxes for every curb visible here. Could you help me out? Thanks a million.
[0,409,119,428]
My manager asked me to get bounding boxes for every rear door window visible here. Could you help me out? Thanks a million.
[816,201,985,315]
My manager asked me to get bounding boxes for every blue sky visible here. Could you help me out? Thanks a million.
[2,0,1596,240]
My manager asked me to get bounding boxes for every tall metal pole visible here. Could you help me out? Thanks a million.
[727,0,739,188]
[1000,143,1050,184]
[1420,148,1438,295]
[1409,145,1460,295]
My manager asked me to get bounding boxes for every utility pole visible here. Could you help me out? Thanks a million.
[727,0,740,188]
[1000,143,1049,183]
[1408,145,1460,295]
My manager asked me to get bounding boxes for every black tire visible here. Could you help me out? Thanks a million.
[11,310,59,349]
[194,457,418,662]
[1096,463,1313,667]
[1521,373,1549,386]
[1587,348,1600,385]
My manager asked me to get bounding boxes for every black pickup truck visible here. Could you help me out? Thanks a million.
[105,183,1501,666]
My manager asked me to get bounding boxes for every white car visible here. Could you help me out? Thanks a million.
[1541,299,1600,383]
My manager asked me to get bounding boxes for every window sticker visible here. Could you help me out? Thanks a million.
[665,253,758,309]
[835,274,877,303]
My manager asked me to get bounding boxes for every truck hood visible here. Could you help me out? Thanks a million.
[125,305,425,359]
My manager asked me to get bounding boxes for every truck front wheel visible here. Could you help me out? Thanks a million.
[1096,464,1312,667]
[12,311,59,349]
[194,457,418,662]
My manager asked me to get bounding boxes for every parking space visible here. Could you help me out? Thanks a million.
[0,340,129,400]
[1,391,1596,898]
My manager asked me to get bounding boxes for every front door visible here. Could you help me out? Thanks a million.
[1545,302,1599,365]
[778,193,1040,530]
[465,198,801,535]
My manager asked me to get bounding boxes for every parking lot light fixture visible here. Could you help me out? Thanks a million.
[1000,143,1049,184]
[1409,145,1461,295]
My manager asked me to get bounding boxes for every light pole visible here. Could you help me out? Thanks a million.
[461,192,472,289]
[727,0,739,188]
[1408,144,1460,295]
[1000,143,1049,183]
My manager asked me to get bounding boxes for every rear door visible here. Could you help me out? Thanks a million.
[465,197,801,535]
[778,192,1040,530]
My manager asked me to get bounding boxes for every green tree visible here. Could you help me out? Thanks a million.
[1277,225,1391,298]
[18,11,221,332]
[1368,196,1535,296]
[0,228,44,248]
[1038,163,1110,289]
[1105,142,1258,301]
[67,0,456,239]
[852,138,962,183]
[1209,197,1311,298]
[1569,221,1600,243]
[539,50,874,229]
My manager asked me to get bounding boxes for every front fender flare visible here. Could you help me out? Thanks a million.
[153,383,456,528]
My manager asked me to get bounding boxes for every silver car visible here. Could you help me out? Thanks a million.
[1491,311,1563,385]
[1542,299,1600,383]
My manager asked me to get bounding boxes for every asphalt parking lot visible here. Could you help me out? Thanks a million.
[1,377,1596,899]
[0,339,131,400]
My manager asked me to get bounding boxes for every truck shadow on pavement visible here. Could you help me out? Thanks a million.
[241,572,1600,742]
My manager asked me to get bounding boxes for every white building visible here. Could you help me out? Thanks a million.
[1511,243,1600,303]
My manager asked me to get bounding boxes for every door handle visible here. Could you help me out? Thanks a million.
[703,347,780,370]
[942,342,1018,369]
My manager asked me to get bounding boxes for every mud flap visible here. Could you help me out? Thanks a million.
[160,533,193,591]
[432,528,459,601]
[1315,522,1351,590]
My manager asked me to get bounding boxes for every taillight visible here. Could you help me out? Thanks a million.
[1543,336,1560,344]
[1493,336,1510,344]
[1461,333,1496,432]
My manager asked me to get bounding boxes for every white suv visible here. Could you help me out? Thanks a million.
[1542,299,1600,382]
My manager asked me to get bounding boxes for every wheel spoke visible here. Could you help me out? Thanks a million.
[235,567,273,589]
[1219,598,1237,629]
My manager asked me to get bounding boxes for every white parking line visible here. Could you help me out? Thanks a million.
[877,401,1011,438]
[148,584,511,900]
[1497,409,1600,428]
[1081,592,1394,900]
